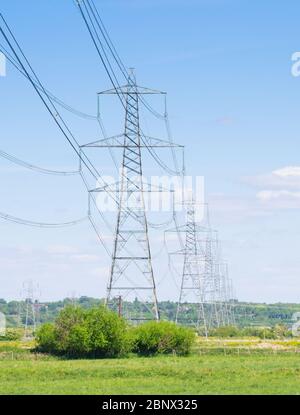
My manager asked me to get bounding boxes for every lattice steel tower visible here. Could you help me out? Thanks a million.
[85,70,162,322]
[19,280,40,339]
[175,202,208,334]
[108,72,159,321]
[167,202,234,333]
[82,70,182,322]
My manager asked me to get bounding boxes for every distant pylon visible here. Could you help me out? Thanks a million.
[19,280,40,339]
[174,201,208,335]
[167,201,235,333]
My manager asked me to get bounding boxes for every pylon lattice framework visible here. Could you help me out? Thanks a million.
[18,280,40,339]
[167,203,235,334]
[82,72,182,322]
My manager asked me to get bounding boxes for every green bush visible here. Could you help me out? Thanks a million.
[209,325,241,338]
[36,323,58,352]
[86,307,132,357]
[0,328,22,341]
[241,327,276,339]
[207,325,290,339]
[36,305,131,358]
[132,321,195,356]
[53,305,86,354]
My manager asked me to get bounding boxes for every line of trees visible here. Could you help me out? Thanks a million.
[0,297,298,328]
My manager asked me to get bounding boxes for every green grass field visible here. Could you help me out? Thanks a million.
[1,339,300,394]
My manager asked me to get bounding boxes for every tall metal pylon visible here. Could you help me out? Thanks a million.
[82,71,183,322]
[108,71,161,321]
[174,202,208,335]
[167,202,235,333]
[108,71,159,321]
[19,280,40,339]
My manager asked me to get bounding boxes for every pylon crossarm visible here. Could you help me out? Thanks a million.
[98,85,166,95]
[81,134,183,148]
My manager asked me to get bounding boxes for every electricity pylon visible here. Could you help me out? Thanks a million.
[174,202,208,335]
[19,280,40,339]
[167,202,235,333]
[82,70,182,322]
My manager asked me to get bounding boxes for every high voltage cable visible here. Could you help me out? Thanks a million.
[80,0,186,243]
[78,0,200,304]
[0,7,182,248]
[76,0,183,176]
[87,0,166,121]
[81,0,186,239]
[0,43,98,120]
[75,0,183,234]
[0,7,182,300]
[87,0,181,175]
[88,0,128,77]
[0,15,95,178]
[81,169,144,262]
[0,42,120,175]
[0,14,141,220]
[0,149,79,176]
[0,13,106,182]
[0,211,87,228]
[2,11,180,176]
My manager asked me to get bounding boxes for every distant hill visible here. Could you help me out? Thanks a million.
[0,297,299,328]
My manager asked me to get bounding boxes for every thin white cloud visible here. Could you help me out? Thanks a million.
[273,166,300,178]
[242,166,300,190]
[257,190,300,202]
[241,166,300,208]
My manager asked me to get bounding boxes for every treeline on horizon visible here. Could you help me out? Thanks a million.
[0,296,299,329]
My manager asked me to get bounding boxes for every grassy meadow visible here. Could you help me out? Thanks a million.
[1,338,300,394]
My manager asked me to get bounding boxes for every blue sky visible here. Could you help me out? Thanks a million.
[1,0,300,302]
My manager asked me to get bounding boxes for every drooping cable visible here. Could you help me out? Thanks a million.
[0,148,79,176]
[0,42,120,175]
[0,211,87,228]
[87,0,166,121]
[0,14,138,217]
[76,1,184,176]
[0,14,146,250]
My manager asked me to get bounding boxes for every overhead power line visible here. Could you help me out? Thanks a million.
[0,148,79,176]
[0,211,87,228]
[75,0,184,176]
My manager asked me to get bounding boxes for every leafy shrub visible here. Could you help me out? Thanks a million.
[209,325,241,338]
[53,305,86,354]
[86,307,132,357]
[0,328,22,341]
[132,321,195,356]
[36,323,57,352]
[36,305,131,358]
[241,327,276,339]
[273,324,291,339]
[208,325,290,339]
